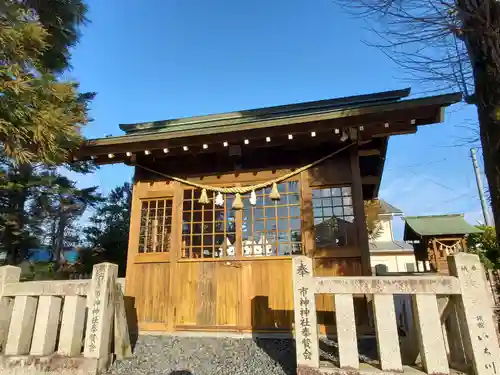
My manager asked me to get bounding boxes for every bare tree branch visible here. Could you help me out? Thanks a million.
[333,0,500,238]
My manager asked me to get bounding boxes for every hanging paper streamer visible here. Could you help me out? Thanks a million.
[250,190,257,206]
[135,142,354,210]
[269,182,281,201]
[232,193,244,210]
[198,188,210,204]
[215,192,224,207]
[436,239,462,256]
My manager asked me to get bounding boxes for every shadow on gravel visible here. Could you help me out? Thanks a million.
[251,296,296,375]
[168,372,193,375]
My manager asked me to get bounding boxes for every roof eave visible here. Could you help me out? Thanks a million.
[81,92,462,151]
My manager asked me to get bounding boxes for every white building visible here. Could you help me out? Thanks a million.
[369,200,417,274]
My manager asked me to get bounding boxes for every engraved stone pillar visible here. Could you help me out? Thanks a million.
[412,294,449,374]
[334,293,359,369]
[83,263,118,359]
[0,266,20,352]
[373,293,403,372]
[31,296,62,355]
[448,253,500,375]
[292,256,319,368]
[58,296,86,356]
[5,296,38,355]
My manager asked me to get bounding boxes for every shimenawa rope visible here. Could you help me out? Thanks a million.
[134,142,355,208]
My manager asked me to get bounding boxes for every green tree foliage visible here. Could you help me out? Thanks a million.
[32,173,102,269]
[467,225,500,269]
[0,0,98,271]
[0,162,101,265]
[0,0,94,165]
[365,200,383,243]
[84,182,132,276]
[23,0,89,73]
[0,162,42,263]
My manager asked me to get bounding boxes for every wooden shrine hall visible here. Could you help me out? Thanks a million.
[76,88,461,333]
[403,214,482,275]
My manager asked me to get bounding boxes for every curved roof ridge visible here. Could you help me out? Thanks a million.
[403,214,481,240]
[119,87,412,134]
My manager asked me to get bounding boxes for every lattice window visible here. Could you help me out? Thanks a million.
[138,198,173,253]
[312,186,356,248]
[181,189,236,259]
[242,181,302,256]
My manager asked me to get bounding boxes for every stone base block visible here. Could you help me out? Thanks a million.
[0,354,112,375]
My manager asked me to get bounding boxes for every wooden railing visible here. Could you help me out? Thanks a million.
[0,263,131,375]
[293,253,500,375]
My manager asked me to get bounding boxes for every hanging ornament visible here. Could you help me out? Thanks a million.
[198,188,210,204]
[232,193,244,210]
[269,182,281,201]
[215,192,224,207]
[250,190,257,206]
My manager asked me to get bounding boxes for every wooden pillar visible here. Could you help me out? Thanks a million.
[124,175,141,295]
[461,237,468,252]
[300,171,315,257]
[234,182,243,259]
[167,181,183,331]
[349,145,371,275]
[427,238,438,273]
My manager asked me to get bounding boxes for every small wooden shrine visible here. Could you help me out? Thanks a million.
[403,214,482,274]
[76,88,460,333]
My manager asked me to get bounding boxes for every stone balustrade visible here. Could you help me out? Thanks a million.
[293,253,500,375]
[0,263,131,375]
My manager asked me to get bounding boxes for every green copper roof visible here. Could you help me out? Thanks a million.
[77,88,461,156]
[403,214,482,240]
[119,88,412,135]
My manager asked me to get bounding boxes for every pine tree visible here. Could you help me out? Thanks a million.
[23,0,89,73]
[0,0,94,165]
[84,183,132,276]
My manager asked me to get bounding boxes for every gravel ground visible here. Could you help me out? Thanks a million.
[106,335,381,375]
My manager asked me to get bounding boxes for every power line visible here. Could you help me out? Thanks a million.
[386,158,448,171]
[406,170,456,192]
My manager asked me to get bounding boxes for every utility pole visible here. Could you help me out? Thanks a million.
[471,148,493,226]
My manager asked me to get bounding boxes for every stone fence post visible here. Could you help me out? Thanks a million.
[448,253,500,375]
[292,256,319,368]
[83,263,118,360]
[0,266,20,351]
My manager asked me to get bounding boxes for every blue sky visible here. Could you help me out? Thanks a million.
[67,0,488,239]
